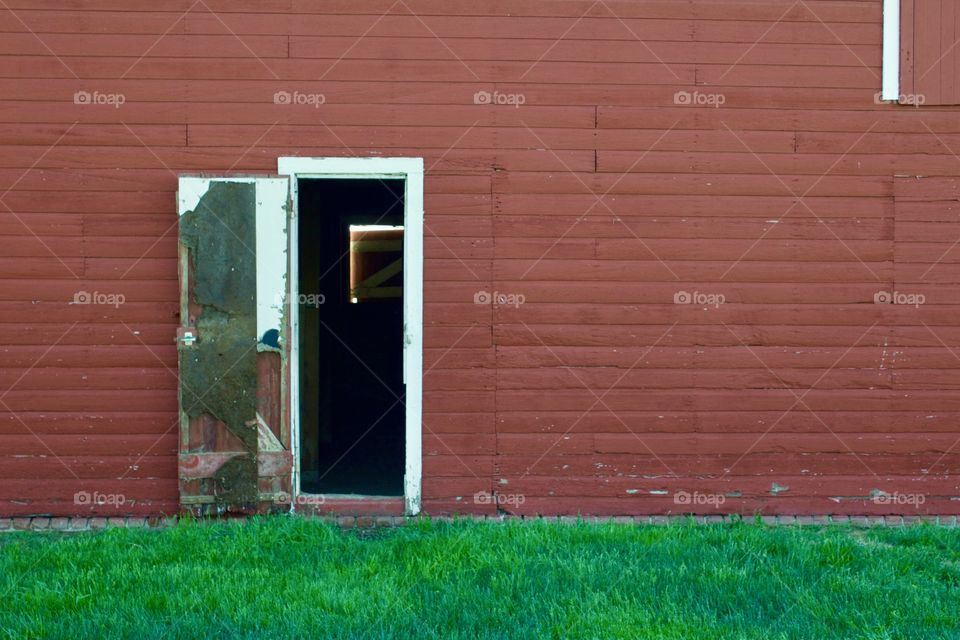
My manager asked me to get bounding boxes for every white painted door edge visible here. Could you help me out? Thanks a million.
[882,0,901,101]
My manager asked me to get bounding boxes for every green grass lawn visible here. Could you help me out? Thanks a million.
[0,517,958,639]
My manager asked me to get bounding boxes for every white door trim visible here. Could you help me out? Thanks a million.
[277,156,424,515]
[882,0,901,101]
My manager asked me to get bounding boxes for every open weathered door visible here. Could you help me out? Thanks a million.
[176,176,292,515]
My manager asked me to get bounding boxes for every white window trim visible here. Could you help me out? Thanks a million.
[882,0,901,101]
[277,156,424,516]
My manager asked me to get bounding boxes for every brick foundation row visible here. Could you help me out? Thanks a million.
[1,514,958,532]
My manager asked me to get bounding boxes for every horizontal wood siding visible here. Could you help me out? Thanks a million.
[0,0,957,517]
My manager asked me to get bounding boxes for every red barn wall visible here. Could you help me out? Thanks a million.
[1,0,958,518]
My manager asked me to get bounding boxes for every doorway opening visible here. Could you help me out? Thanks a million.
[297,178,406,496]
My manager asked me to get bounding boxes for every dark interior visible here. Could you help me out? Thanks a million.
[298,178,405,496]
